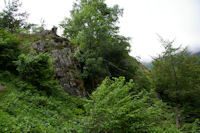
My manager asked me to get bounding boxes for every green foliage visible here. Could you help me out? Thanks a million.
[0,110,18,133]
[0,69,85,132]
[61,0,123,42]
[15,53,59,94]
[181,119,200,133]
[72,77,180,133]
[152,40,200,123]
[0,0,28,32]
[0,72,180,133]
[0,29,21,72]
[191,119,200,133]
[134,68,152,91]
[61,0,137,90]
[0,85,85,133]
[0,1,198,132]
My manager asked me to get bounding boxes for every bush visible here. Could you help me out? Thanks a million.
[73,77,180,133]
[0,29,21,71]
[0,110,18,133]
[15,53,59,94]
[192,119,200,133]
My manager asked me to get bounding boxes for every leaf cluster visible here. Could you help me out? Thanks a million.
[15,53,60,94]
[0,29,21,72]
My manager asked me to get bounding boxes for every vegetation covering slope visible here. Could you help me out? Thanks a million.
[0,0,200,132]
[0,71,180,133]
[194,51,200,58]
[152,39,200,130]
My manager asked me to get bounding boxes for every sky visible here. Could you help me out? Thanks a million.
[1,0,200,62]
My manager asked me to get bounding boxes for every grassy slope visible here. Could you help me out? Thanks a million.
[0,72,85,133]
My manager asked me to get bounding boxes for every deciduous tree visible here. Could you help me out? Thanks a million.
[152,39,200,127]
[61,0,137,90]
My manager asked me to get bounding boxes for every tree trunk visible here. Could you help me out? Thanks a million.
[174,106,179,129]
[170,55,179,129]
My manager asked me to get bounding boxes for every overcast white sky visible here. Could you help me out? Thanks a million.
[1,0,200,62]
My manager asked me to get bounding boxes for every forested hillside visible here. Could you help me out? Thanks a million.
[0,0,199,132]
[194,51,200,58]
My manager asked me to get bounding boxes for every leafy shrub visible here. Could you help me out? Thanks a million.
[0,29,21,71]
[0,110,19,133]
[73,77,180,133]
[192,119,200,133]
[15,53,59,94]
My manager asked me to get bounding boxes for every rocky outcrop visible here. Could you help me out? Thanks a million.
[31,29,86,96]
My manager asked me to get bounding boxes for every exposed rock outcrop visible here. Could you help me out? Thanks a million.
[31,28,86,96]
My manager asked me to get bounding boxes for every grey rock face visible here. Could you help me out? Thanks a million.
[31,31,86,96]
